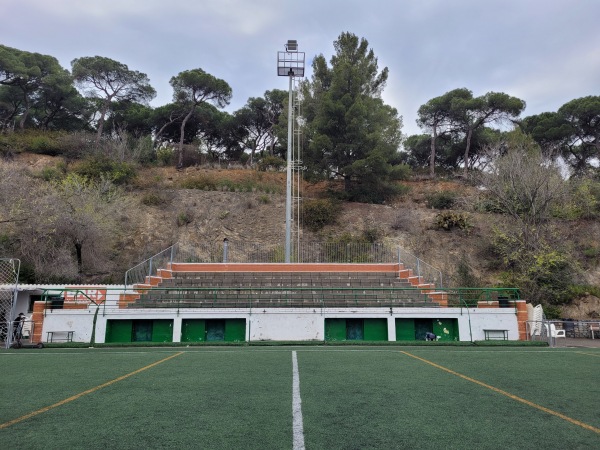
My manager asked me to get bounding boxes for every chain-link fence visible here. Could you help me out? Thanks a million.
[0,258,20,349]
[526,319,600,347]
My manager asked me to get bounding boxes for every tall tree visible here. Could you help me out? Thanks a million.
[0,45,69,129]
[302,32,403,202]
[450,90,525,176]
[169,68,231,168]
[521,96,600,176]
[417,88,471,177]
[234,89,286,164]
[558,96,600,174]
[71,56,156,139]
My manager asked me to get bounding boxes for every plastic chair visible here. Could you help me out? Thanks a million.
[589,323,599,340]
[549,324,566,344]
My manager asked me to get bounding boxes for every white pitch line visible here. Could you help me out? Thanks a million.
[292,351,306,450]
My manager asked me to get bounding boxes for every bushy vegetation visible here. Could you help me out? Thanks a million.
[72,155,137,184]
[435,211,472,232]
[179,173,280,193]
[426,191,456,209]
[301,198,342,232]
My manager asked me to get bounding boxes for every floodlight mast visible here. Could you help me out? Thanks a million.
[277,40,305,263]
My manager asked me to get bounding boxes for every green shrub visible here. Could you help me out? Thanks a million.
[555,179,600,219]
[257,155,286,171]
[180,174,217,190]
[474,195,505,214]
[258,195,271,204]
[73,156,137,184]
[176,211,193,226]
[566,284,600,300]
[389,164,412,181]
[28,134,62,155]
[0,131,65,156]
[141,192,166,206]
[583,246,600,259]
[302,198,341,231]
[156,146,175,166]
[39,164,66,182]
[426,191,456,209]
[435,211,472,232]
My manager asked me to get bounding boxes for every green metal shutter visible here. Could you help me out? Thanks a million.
[225,319,246,342]
[363,318,387,341]
[133,320,153,342]
[206,320,226,341]
[395,318,416,341]
[106,320,132,343]
[325,318,346,341]
[414,319,433,341]
[152,320,173,342]
[346,319,364,340]
[433,318,458,341]
[181,319,206,342]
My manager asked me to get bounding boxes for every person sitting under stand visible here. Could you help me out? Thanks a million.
[425,331,438,341]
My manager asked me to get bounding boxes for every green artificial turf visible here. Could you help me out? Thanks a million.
[0,347,598,449]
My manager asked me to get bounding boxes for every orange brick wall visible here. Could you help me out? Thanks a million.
[515,300,528,340]
[169,262,401,273]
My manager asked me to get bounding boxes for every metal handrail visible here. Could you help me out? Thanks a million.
[397,248,443,289]
[124,244,177,288]
[123,242,445,289]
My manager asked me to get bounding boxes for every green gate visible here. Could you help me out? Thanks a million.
[433,318,458,341]
[325,318,388,342]
[181,319,246,342]
[106,319,173,343]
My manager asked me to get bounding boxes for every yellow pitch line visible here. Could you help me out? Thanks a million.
[400,351,600,435]
[0,351,184,430]
[576,351,600,358]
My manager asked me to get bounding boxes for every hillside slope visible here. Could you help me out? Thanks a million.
[3,153,600,319]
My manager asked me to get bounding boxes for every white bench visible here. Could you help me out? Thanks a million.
[484,329,508,340]
[46,331,74,343]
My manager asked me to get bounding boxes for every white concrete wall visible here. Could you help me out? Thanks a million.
[85,306,519,343]
[13,286,521,343]
[42,310,95,343]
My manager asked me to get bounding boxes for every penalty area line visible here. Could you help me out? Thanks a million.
[0,351,184,430]
[401,351,600,435]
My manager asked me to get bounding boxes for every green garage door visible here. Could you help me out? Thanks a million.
[105,319,172,343]
[364,318,387,341]
[181,319,206,342]
[225,319,246,342]
[106,320,132,343]
[325,319,347,341]
[433,318,458,341]
[188,319,246,342]
[152,320,173,342]
[395,318,416,341]
[325,318,388,342]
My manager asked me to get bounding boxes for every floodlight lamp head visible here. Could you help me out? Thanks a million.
[285,40,298,52]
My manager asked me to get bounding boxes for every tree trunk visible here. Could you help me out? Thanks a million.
[429,125,437,178]
[177,106,196,169]
[96,102,109,142]
[463,128,473,177]
[18,98,30,130]
[75,242,83,280]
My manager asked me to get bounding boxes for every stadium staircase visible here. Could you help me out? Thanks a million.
[119,263,448,309]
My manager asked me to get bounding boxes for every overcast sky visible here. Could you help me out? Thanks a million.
[2,0,599,136]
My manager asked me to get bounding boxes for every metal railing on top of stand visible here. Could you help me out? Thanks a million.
[123,242,444,289]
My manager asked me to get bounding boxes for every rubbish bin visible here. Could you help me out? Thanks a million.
[498,297,510,308]
[562,319,575,337]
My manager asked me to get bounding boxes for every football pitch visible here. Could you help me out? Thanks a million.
[1,346,599,449]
